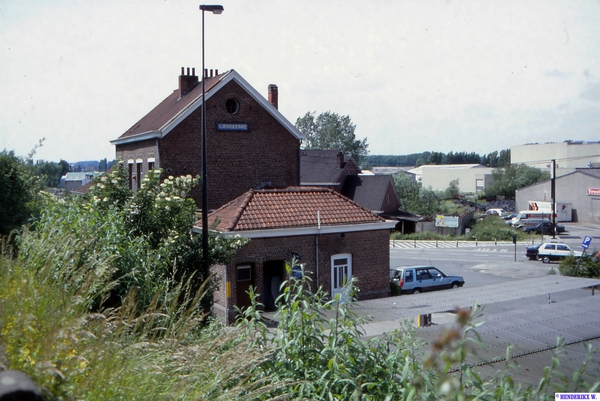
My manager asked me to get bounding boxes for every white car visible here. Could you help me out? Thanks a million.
[536,243,583,263]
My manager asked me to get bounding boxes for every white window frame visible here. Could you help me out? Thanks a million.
[331,253,352,301]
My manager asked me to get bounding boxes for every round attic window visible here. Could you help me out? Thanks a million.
[225,98,240,114]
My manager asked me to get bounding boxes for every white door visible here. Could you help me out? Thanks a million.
[331,254,352,302]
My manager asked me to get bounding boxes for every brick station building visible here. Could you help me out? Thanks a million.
[195,187,396,325]
[111,68,301,210]
[111,68,395,323]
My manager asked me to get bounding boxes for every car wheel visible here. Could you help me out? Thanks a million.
[412,288,421,294]
[543,256,550,264]
[451,283,460,289]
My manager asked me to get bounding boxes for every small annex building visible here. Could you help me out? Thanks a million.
[111,68,303,210]
[194,187,397,325]
[300,149,360,192]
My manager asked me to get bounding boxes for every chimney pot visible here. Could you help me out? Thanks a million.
[268,84,279,110]
[337,152,344,168]
[204,68,208,78]
[192,67,195,76]
[179,67,199,98]
[215,69,218,75]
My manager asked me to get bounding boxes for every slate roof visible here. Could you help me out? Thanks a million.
[300,149,356,184]
[341,174,398,211]
[118,72,226,139]
[201,187,385,232]
[111,69,303,144]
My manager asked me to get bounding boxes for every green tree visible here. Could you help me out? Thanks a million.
[0,150,45,237]
[98,158,108,172]
[415,187,442,216]
[295,111,369,165]
[443,179,460,200]
[393,172,420,211]
[393,172,442,216]
[34,163,248,310]
[34,160,62,187]
[58,159,70,176]
[485,163,550,199]
[498,148,511,166]
[425,151,444,165]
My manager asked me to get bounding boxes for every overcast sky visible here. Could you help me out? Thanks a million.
[2,0,600,163]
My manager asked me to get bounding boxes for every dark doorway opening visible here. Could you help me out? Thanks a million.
[263,260,285,311]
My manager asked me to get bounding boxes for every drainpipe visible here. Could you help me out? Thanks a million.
[316,211,321,289]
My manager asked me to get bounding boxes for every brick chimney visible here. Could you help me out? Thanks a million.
[179,67,198,98]
[268,84,278,109]
[337,151,344,168]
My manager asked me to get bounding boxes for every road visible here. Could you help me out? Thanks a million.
[367,227,600,387]
[390,222,600,288]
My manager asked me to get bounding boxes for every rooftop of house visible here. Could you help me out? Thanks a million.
[300,149,358,185]
[117,68,227,140]
[341,174,398,212]
[200,186,385,233]
[111,68,302,145]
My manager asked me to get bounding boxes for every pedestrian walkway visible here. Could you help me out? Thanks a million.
[390,240,525,249]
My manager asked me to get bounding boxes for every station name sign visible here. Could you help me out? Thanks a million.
[217,122,249,132]
[587,188,600,196]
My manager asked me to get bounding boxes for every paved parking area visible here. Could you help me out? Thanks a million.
[416,295,600,387]
[353,275,600,388]
[354,275,600,335]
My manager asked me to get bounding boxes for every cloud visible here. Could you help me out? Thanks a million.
[580,82,600,102]
[545,69,574,78]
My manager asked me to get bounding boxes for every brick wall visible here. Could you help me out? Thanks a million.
[114,79,300,209]
[159,80,301,210]
[115,139,159,189]
[211,229,390,325]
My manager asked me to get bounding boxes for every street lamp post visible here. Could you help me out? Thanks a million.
[200,4,223,278]
[551,159,556,239]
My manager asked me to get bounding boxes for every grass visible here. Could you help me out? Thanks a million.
[392,214,532,242]
[3,224,600,400]
[0,229,278,400]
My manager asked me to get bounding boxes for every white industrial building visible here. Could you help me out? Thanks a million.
[511,141,600,177]
[407,164,495,193]
[516,169,600,224]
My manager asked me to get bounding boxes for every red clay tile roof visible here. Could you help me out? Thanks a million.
[202,187,385,232]
[117,72,227,139]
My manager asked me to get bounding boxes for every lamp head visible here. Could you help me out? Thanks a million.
[200,4,224,14]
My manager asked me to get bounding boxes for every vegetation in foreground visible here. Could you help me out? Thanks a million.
[2,148,600,399]
[2,233,600,399]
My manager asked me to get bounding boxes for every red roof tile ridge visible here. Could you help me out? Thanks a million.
[230,190,255,230]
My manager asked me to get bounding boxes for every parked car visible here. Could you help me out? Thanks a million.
[525,243,544,260]
[503,213,518,224]
[536,242,583,263]
[390,266,465,294]
[486,208,507,217]
[523,221,566,235]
